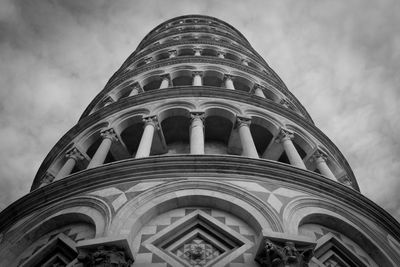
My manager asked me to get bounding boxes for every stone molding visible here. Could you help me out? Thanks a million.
[139,15,249,47]
[82,58,311,122]
[127,38,262,64]
[5,156,398,240]
[140,27,250,51]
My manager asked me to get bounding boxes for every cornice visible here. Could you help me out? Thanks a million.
[4,156,399,241]
[138,28,250,52]
[81,57,312,121]
[35,89,353,190]
[145,23,244,47]
[122,40,268,71]
[139,15,250,48]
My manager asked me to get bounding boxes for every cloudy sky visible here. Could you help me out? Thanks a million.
[1,0,400,221]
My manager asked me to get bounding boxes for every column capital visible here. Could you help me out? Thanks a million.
[144,57,153,64]
[103,96,115,106]
[338,175,353,187]
[190,111,205,122]
[276,128,294,143]
[143,115,159,128]
[224,74,234,81]
[193,47,203,53]
[192,71,203,77]
[41,172,55,186]
[236,116,252,128]
[250,84,263,92]
[100,128,118,142]
[65,147,85,161]
[312,149,328,162]
[217,51,226,57]
[129,82,143,95]
[160,74,170,80]
[280,98,291,108]
[168,50,177,57]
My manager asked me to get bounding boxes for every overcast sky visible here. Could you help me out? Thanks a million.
[1,0,400,221]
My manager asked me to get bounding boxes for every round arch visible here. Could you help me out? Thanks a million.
[283,196,395,266]
[110,180,283,244]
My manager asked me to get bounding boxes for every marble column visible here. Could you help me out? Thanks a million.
[87,128,118,169]
[168,50,177,58]
[190,112,205,154]
[55,147,84,180]
[254,85,266,98]
[194,47,202,56]
[277,128,306,169]
[217,51,225,59]
[224,75,235,90]
[159,75,170,89]
[135,116,158,158]
[313,150,336,179]
[129,86,140,96]
[237,116,259,158]
[192,71,203,86]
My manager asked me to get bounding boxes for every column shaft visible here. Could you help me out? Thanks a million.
[225,77,235,90]
[314,153,336,179]
[135,117,157,158]
[88,138,113,169]
[159,77,169,89]
[190,113,205,154]
[55,157,76,180]
[237,117,259,158]
[254,87,266,98]
[278,129,306,169]
[129,88,139,96]
[193,73,203,86]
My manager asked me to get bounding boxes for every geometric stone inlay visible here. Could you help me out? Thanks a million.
[143,210,254,267]
[173,237,222,267]
[89,181,166,212]
[227,181,307,213]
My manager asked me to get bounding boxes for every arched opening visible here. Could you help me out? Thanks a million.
[250,117,275,155]
[178,47,194,56]
[203,70,224,87]
[233,76,252,92]
[204,109,234,154]
[299,214,386,266]
[160,109,191,154]
[6,213,96,267]
[143,76,163,91]
[171,70,193,87]
[154,51,169,61]
[119,118,145,157]
[201,48,217,57]
[224,52,240,63]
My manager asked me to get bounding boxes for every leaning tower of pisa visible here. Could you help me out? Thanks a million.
[1,15,400,267]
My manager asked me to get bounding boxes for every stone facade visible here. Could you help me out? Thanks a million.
[0,15,400,267]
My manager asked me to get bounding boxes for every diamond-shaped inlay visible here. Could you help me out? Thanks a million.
[174,237,222,266]
[143,210,254,266]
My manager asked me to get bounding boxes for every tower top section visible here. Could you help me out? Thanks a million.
[32,15,359,191]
